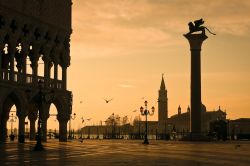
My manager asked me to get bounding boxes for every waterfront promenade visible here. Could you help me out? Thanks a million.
[1,140,250,166]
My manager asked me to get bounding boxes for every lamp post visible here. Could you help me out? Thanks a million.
[9,113,17,141]
[26,79,54,151]
[68,113,76,139]
[35,80,45,151]
[140,100,155,144]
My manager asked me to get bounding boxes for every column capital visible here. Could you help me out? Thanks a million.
[60,51,70,68]
[51,47,61,65]
[184,33,208,50]
[30,60,38,69]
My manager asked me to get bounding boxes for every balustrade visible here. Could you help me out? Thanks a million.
[0,69,62,89]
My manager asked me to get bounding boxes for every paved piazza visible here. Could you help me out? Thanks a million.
[0,140,250,166]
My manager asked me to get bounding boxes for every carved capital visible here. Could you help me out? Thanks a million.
[184,33,208,50]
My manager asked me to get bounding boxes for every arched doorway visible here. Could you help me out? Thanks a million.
[7,105,18,141]
[47,103,59,140]
[0,92,27,143]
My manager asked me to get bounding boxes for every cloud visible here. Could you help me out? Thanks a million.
[118,84,135,88]
[72,0,250,58]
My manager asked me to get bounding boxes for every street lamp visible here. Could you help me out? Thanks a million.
[34,80,45,151]
[9,113,17,141]
[68,113,76,139]
[26,79,54,151]
[140,100,155,144]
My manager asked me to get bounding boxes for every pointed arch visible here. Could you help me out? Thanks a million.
[0,90,28,142]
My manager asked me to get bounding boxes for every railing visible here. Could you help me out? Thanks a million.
[0,69,63,90]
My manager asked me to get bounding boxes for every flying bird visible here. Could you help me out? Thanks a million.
[103,98,113,103]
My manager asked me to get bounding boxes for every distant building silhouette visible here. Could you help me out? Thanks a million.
[81,76,250,141]
[157,74,168,133]
[156,76,227,135]
[167,105,227,134]
[228,118,250,140]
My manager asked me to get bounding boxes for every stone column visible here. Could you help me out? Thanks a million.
[54,63,58,88]
[22,56,27,83]
[40,103,50,142]
[41,118,48,142]
[15,55,23,83]
[28,104,38,141]
[18,116,26,143]
[184,33,207,139]
[0,119,8,142]
[9,44,16,82]
[0,41,4,80]
[62,66,67,90]
[31,60,38,84]
[58,118,68,142]
[21,45,29,84]
[29,118,36,140]
[0,50,2,81]
[44,60,49,87]
[43,53,51,88]
[54,63,58,79]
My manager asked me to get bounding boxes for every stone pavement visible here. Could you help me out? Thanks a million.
[0,140,250,166]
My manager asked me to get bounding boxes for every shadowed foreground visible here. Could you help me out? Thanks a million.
[0,140,250,166]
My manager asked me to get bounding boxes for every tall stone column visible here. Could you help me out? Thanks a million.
[18,116,26,143]
[184,33,207,139]
[62,66,67,90]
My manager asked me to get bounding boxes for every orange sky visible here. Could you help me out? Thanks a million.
[19,0,248,130]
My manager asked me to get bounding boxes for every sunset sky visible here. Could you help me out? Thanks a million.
[38,0,250,130]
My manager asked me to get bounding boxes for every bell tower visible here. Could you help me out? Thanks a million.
[158,74,168,133]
